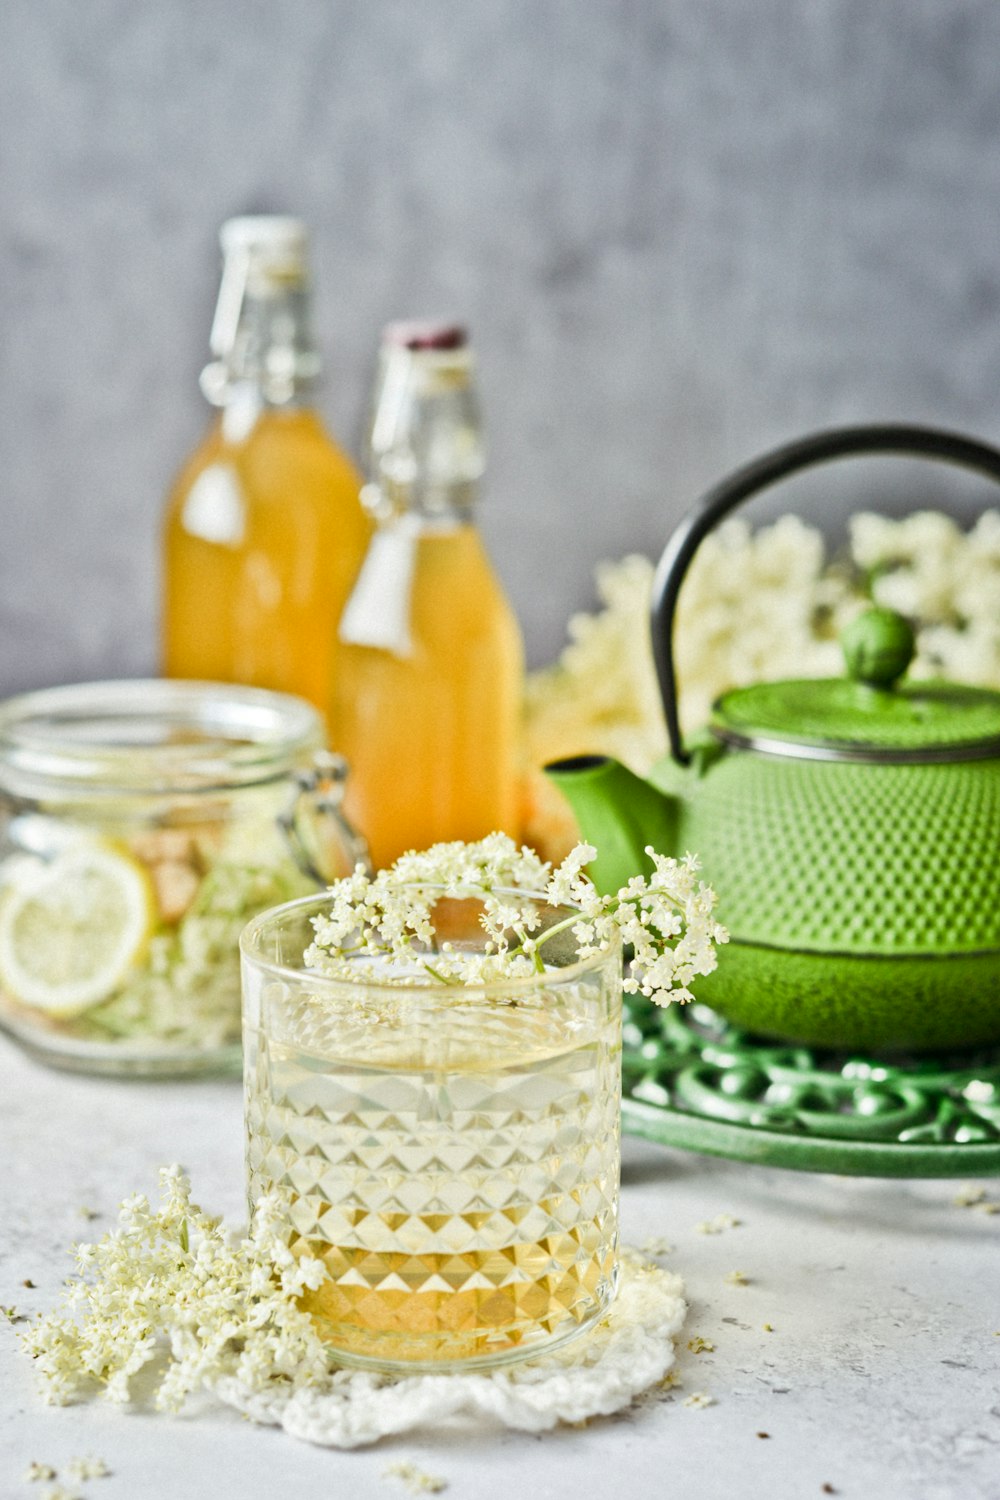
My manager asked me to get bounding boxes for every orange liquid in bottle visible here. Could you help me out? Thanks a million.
[335,523,523,869]
[162,406,369,727]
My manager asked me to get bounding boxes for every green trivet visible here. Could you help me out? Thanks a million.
[622,1000,1000,1177]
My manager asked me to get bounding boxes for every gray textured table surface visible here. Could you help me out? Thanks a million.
[2,1034,998,1500]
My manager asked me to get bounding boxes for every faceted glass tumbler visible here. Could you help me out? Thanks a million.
[241,892,622,1373]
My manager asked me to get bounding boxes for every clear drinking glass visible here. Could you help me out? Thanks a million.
[241,891,622,1372]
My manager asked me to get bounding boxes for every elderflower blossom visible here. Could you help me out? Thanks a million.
[384,1460,449,1494]
[852,508,1000,687]
[21,1166,329,1410]
[65,1456,110,1482]
[683,1391,716,1410]
[305,833,727,1009]
[686,1336,715,1354]
[524,518,854,782]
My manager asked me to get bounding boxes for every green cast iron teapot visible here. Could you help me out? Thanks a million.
[548,424,1000,1053]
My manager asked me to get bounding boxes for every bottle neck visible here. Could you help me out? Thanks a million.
[364,342,484,526]
[200,275,321,413]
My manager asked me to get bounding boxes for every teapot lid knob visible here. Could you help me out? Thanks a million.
[840,607,915,688]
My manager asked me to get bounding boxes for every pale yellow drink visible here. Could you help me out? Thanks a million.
[242,895,622,1372]
[335,522,522,869]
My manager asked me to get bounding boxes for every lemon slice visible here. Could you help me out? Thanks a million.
[0,843,154,1016]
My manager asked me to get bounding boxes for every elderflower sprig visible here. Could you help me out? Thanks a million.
[21,1167,329,1410]
[305,833,728,1007]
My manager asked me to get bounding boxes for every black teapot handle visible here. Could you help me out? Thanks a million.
[652,422,1000,766]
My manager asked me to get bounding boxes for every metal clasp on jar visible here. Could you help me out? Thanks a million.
[278,751,371,885]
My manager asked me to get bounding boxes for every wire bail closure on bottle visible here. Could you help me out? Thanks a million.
[200,217,320,407]
[278,751,371,886]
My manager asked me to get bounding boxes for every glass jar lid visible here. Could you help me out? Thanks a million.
[0,680,324,799]
[711,608,1000,762]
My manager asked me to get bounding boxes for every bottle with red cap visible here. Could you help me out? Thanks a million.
[162,217,370,725]
[334,323,524,867]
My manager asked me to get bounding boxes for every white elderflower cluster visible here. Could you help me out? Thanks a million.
[21,1167,329,1410]
[525,553,669,777]
[524,517,854,785]
[305,833,728,1009]
[80,853,313,1050]
[674,515,853,732]
[851,509,1000,686]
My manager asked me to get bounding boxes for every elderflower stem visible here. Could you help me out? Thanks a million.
[505,910,581,963]
[505,892,645,965]
[421,961,462,986]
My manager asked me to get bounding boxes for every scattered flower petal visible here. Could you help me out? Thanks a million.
[24,1463,58,1483]
[683,1391,715,1410]
[696,1214,741,1235]
[639,1236,675,1258]
[384,1459,449,1493]
[66,1456,110,1482]
[954,1184,988,1207]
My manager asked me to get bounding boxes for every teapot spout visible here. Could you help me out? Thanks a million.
[544,755,679,895]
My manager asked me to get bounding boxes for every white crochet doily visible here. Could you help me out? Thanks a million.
[213,1250,686,1450]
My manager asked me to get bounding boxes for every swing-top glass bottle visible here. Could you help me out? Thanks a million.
[162,216,369,728]
[334,323,524,868]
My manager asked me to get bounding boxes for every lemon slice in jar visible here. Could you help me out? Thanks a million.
[0,842,154,1016]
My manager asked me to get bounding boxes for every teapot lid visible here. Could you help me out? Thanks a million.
[711,608,1000,763]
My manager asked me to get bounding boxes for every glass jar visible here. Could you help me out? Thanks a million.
[0,680,367,1076]
[242,891,622,1373]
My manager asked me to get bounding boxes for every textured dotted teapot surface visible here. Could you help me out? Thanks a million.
[649,751,1000,955]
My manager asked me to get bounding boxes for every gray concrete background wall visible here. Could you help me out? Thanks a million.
[3,0,1000,687]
